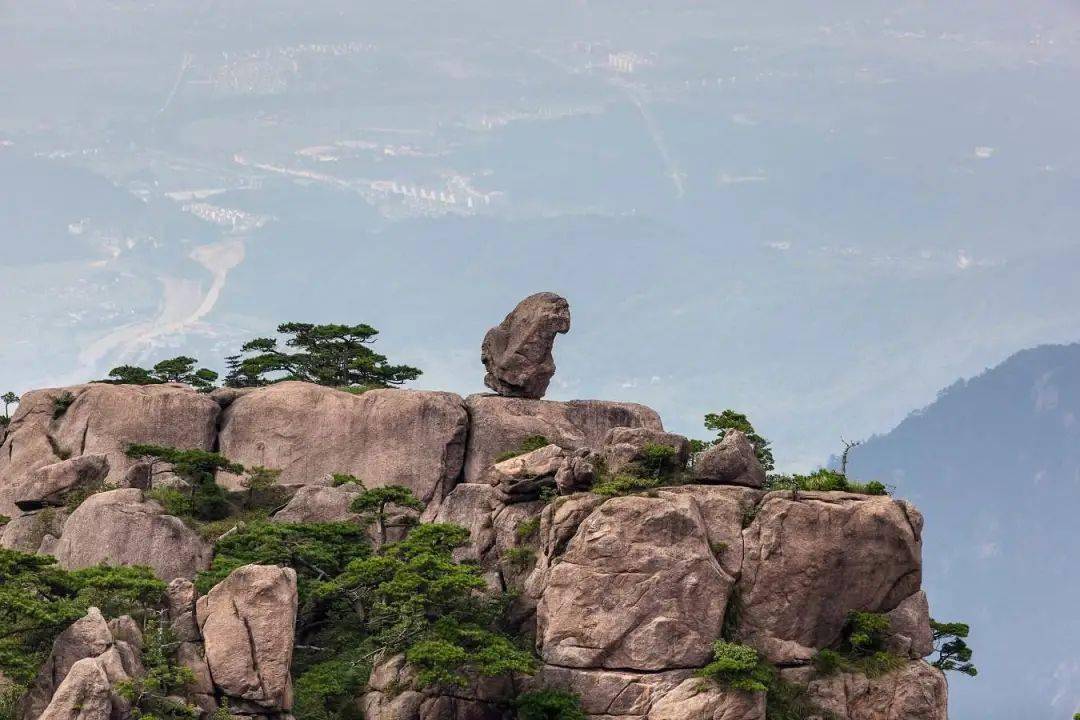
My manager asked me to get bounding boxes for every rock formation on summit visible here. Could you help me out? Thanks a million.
[463,394,662,482]
[693,428,766,488]
[0,300,955,720]
[481,292,571,399]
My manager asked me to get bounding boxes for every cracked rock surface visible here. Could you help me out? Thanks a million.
[196,564,298,711]
[736,491,923,664]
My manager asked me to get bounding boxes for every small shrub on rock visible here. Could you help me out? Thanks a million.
[126,444,245,521]
[765,469,888,496]
[504,547,536,571]
[515,689,587,720]
[698,640,830,719]
[591,474,661,497]
[812,649,843,675]
[812,610,905,679]
[697,641,770,692]
[496,435,552,462]
[51,392,75,419]
[515,517,541,542]
[330,473,360,487]
[765,675,832,720]
[720,588,743,641]
[639,443,679,476]
[63,478,116,512]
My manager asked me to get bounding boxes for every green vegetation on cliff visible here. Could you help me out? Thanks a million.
[0,392,18,428]
[813,611,905,678]
[101,356,219,392]
[930,619,978,677]
[698,640,828,719]
[224,322,422,389]
[515,689,587,720]
[0,550,164,683]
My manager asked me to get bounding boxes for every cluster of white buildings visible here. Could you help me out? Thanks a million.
[368,180,498,211]
[181,202,272,233]
[607,51,653,74]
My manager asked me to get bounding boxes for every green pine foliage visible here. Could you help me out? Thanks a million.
[514,689,587,720]
[330,473,361,487]
[503,547,535,571]
[195,521,370,602]
[0,549,164,684]
[929,619,978,677]
[101,357,218,392]
[697,641,830,718]
[639,443,679,476]
[66,565,165,619]
[349,485,424,546]
[812,611,905,679]
[697,641,771,692]
[515,517,540,542]
[1,391,18,427]
[292,653,369,720]
[315,523,534,686]
[764,674,832,720]
[589,441,688,498]
[125,445,245,521]
[51,392,75,420]
[115,618,200,720]
[224,322,422,389]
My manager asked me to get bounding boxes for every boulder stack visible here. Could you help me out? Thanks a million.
[19,608,144,720]
[0,297,952,720]
[22,566,301,720]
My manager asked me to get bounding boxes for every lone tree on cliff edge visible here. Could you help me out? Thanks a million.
[224,322,422,390]
[1,391,19,425]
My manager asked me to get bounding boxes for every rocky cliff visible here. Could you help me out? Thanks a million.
[0,294,950,720]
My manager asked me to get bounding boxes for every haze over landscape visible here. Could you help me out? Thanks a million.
[2,2,1079,717]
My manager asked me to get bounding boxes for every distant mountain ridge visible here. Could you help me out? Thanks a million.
[849,342,1080,720]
